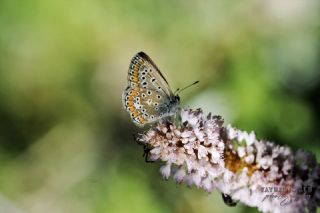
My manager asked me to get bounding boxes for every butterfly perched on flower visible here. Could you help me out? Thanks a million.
[122,52,182,127]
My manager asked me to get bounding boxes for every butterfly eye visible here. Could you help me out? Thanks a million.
[151,78,156,82]
[141,93,146,98]
[142,109,146,113]
[155,107,159,110]
[142,76,146,80]
[149,69,152,73]
[142,82,148,86]
[154,102,158,106]
[147,91,152,95]
[157,95,161,99]
[150,115,154,119]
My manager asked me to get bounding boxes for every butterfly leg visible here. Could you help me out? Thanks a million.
[132,133,144,145]
[132,133,155,163]
[143,145,155,163]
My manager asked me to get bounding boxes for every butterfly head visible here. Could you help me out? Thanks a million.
[168,95,180,113]
[175,95,180,102]
[173,95,180,105]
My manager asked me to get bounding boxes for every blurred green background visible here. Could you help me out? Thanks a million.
[0,0,319,212]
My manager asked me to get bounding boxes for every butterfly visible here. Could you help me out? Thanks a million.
[122,52,181,127]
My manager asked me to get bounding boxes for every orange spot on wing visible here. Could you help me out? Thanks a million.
[132,110,139,117]
[127,100,134,106]
[131,76,139,83]
[127,96,134,101]
[133,73,139,78]
[131,90,139,96]
[128,105,135,112]
[138,116,145,123]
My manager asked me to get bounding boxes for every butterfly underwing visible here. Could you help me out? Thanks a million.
[122,52,180,127]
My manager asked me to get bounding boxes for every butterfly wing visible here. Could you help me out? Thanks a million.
[127,52,174,97]
[123,87,172,126]
[122,86,147,126]
[123,52,179,126]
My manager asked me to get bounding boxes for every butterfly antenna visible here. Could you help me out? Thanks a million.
[174,88,180,94]
[175,81,199,95]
